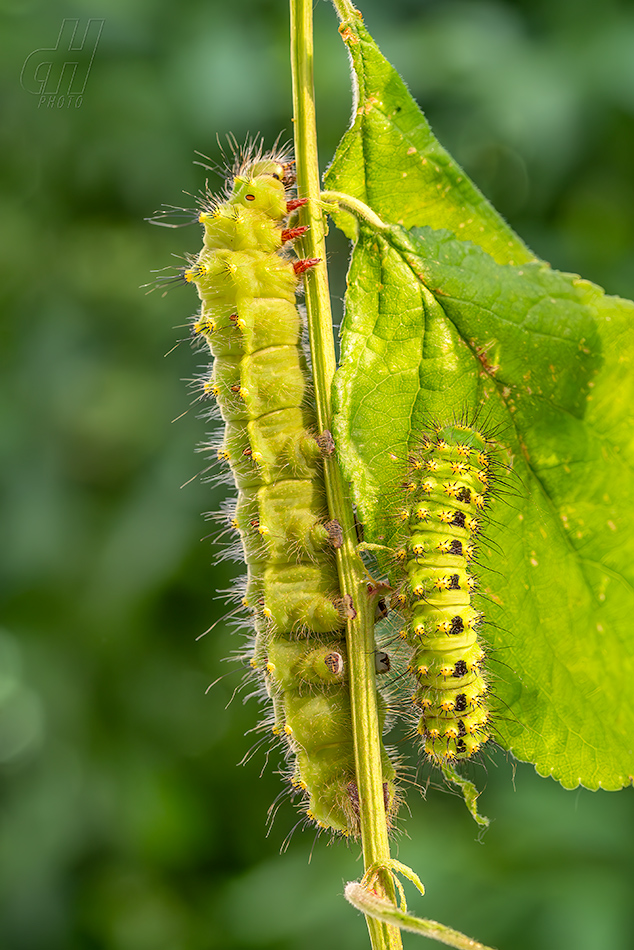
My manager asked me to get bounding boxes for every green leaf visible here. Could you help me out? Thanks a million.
[326,0,535,265]
[333,221,634,792]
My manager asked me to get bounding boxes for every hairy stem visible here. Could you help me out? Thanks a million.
[289,3,401,949]
[331,0,362,28]
[346,884,497,950]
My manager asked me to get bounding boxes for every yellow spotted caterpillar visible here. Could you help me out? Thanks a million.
[391,424,493,763]
[177,145,397,836]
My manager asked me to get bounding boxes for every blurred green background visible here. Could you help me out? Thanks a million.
[1,0,633,947]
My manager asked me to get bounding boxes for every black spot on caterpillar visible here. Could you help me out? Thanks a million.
[391,423,493,763]
[178,143,397,835]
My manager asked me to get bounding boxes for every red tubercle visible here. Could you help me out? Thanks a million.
[293,257,321,276]
[286,198,308,212]
[281,225,309,244]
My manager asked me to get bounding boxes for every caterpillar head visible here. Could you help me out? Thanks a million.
[230,160,287,220]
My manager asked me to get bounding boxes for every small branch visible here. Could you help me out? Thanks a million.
[321,189,389,231]
[346,882,497,950]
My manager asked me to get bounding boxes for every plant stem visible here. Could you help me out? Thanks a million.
[289,3,401,950]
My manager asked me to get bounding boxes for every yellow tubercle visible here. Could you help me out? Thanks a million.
[184,262,208,282]
[193,316,215,335]
[229,315,246,331]
[203,378,217,395]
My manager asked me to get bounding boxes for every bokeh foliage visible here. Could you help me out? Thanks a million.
[1,0,633,948]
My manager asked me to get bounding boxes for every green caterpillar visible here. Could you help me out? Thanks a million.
[181,145,397,835]
[391,424,492,763]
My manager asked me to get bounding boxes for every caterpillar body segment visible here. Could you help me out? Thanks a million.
[264,637,394,832]
[185,150,397,835]
[393,425,493,763]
